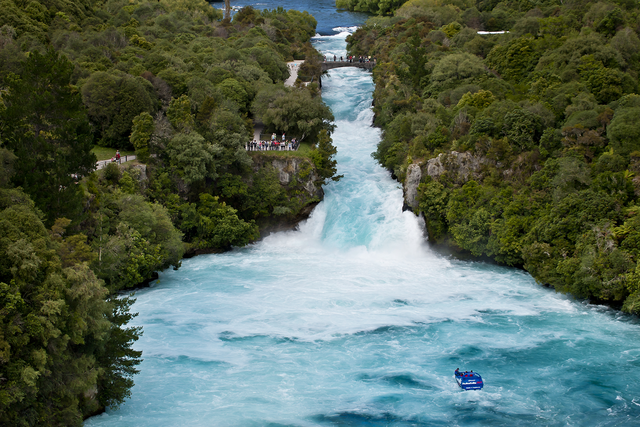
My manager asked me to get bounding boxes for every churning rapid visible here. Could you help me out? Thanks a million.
[86,32,640,427]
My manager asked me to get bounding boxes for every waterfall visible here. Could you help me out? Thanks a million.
[86,29,640,427]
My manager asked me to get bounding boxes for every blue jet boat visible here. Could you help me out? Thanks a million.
[455,370,483,390]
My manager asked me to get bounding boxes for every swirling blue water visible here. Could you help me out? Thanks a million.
[86,7,640,427]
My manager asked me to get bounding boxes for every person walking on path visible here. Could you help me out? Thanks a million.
[115,150,121,164]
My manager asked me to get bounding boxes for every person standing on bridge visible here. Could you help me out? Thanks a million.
[334,55,336,61]
[340,56,343,61]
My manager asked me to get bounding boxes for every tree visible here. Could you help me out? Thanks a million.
[0,187,141,425]
[611,27,640,62]
[191,193,258,250]
[82,71,158,148]
[336,0,407,15]
[607,107,640,156]
[578,56,635,104]
[623,263,640,314]
[92,194,184,292]
[457,90,496,109]
[596,7,624,36]
[0,147,16,187]
[167,94,194,132]
[450,207,492,256]
[430,53,487,89]
[94,296,142,408]
[217,78,250,112]
[418,178,449,242]
[224,0,231,21]
[256,88,335,144]
[310,129,342,184]
[395,34,428,90]
[0,48,96,224]
[487,37,539,81]
[503,108,542,151]
[130,112,154,162]
[241,46,289,82]
[166,132,221,185]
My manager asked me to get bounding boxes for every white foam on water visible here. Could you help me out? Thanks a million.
[332,26,359,33]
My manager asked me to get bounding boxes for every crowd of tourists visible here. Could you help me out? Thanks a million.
[246,133,300,151]
[324,55,376,63]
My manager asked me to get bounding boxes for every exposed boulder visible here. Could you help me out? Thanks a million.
[264,157,324,199]
[403,163,422,211]
[425,151,489,184]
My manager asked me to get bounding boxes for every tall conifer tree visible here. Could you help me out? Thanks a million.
[0,48,96,224]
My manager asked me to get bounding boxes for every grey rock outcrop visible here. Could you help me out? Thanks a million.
[402,151,493,213]
[129,164,147,182]
[403,163,422,210]
[268,157,323,199]
[250,154,324,237]
[425,151,488,184]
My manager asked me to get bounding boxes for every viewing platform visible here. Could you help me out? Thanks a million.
[322,61,375,72]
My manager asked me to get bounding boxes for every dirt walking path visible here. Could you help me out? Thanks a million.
[284,60,304,87]
[252,61,305,141]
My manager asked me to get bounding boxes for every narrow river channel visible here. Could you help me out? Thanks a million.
[86,4,640,426]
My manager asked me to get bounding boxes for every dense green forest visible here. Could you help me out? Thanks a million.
[336,0,409,15]
[0,0,338,424]
[346,0,640,314]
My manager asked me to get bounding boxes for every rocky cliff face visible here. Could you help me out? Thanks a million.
[403,163,422,211]
[425,151,490,183]
[403,151,490,209]
[267,157,324,200]
[251,154,324,236]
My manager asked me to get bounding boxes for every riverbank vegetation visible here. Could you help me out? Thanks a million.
[346,0,640,314]
[336,0,409,16]
[0,0,338,424]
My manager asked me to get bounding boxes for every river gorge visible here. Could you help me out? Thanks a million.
[85,2,640,426]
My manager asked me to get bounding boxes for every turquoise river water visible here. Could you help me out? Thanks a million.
[86,6,640,427]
